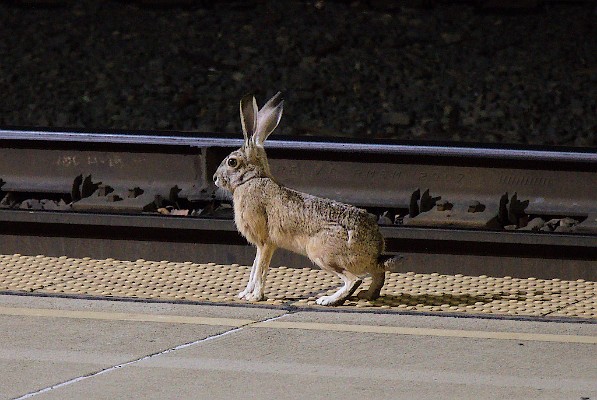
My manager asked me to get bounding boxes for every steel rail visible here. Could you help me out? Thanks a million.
[1,128,596,163]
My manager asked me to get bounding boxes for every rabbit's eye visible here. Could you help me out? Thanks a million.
[227,158,238,168]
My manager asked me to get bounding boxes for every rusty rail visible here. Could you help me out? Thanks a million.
[0,128,595,280]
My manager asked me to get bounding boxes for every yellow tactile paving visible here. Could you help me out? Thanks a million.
[0,254,595,319]
[550,297,597,319]
[0,254,88,292]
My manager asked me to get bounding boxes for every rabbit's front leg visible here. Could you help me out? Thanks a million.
[238,255,259,299]
[244,242,276,302]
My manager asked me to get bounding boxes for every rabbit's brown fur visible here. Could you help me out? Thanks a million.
[214,92,390,305]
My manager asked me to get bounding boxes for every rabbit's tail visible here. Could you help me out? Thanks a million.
[378,254,403,271]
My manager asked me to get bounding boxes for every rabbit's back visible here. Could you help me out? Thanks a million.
[234,178,384,267]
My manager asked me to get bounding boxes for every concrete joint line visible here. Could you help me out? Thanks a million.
[12,312,291,399]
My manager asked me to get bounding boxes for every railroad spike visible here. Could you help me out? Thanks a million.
[71,174,83,202]
[409,188,421,217]
[420,189,440,213]
[128,187,144,198]
[508,192,529,227]
[81,175,101,198]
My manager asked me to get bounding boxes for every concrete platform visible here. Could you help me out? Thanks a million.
[0,295,595,400]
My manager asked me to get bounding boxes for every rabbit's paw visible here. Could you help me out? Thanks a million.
[316,295,343,306]
[244,291,265,302]
[238,288,252,299]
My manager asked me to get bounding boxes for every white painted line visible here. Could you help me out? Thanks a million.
[1,306,595,344]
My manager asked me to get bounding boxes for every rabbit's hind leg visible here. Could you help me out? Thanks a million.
[306,230,361,306]
[316,267,362,306]
[357,270,385,300]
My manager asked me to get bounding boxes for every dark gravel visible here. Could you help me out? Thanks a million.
[0,1,595,146]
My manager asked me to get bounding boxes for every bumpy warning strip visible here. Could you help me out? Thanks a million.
[0,254,595,319]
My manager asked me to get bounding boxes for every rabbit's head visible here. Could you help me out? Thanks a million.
[213,92,284,193]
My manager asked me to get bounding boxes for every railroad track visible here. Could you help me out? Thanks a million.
[0,128,596,281]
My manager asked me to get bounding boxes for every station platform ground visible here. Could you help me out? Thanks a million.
[1,254,595,320]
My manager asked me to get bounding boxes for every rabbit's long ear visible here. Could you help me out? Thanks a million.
[253,92,283,147]
[240,94,258,145]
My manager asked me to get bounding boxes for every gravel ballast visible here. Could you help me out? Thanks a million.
[0,1,595,146]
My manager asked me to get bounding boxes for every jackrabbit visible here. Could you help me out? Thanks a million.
[213,92,396,306]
